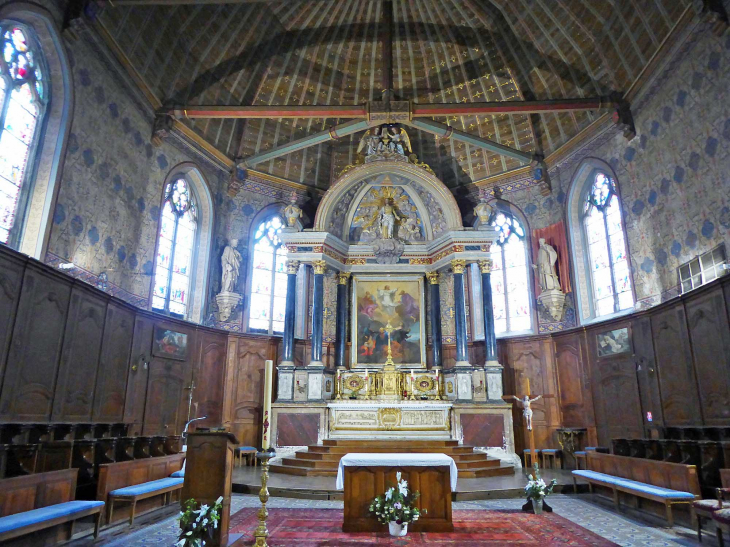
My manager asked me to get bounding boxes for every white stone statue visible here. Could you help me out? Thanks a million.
[533,238,560,292]
[509,395,543,431]
[220,239,241,293]
[379,199,401,239]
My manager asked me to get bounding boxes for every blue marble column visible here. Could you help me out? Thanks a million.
[451,259,469,366]
[281,259,299,365]
[310,260,326,365]
[426,271,442,367]
[479,259,498,365]
[335,272,350,368]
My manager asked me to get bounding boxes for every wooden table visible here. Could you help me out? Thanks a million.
[337,453,455,533]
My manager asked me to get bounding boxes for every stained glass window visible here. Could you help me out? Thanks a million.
[248,215,288,334]
[152,178,197,318]
[583,172,633,316]
[0,24,46,246]
[490,211,532,334]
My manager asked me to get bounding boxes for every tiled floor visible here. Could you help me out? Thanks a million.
[73,494,710,547]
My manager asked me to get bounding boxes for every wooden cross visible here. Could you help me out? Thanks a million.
[502,377,555,469]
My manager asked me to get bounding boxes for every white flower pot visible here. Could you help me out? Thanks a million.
[388,521,408,537]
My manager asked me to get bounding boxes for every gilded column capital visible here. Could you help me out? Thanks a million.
[425,271,440,285]
[285,259,300,274]
[312,260,327,275]
[451,259,466,275]
[478,259,492,274]
[337,271,351,285]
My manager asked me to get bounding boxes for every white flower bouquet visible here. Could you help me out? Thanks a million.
[524,463,557,501]
[368,471,426,526]
[177,496,224,547]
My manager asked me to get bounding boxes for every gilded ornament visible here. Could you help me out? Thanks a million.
[346,374,365,393]
[286,260,300,274]
[414,375,435,393]
[478,259,492,274]
[312,260,327,275]
[425,271,440,285]
[451,259,466,274]
[377,407,402,430]
[337,272,351,285]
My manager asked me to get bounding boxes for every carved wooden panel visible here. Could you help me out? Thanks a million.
[0,250,23,388]
[52,286,107,422]
[142,358,186,435]
[554,332,590,428]
[587,322,643,446]
[0,266,71,421]
[92,303,134,422]
[651,304,702,425]
[123,315,155,425]
[632,316,663,429]
[685,288,730,425]
[225,337,270,446]
[193,331,228,428]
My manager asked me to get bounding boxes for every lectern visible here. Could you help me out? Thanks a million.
[182,431,239,546]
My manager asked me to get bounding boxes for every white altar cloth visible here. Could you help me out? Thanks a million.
[335,453,458,490]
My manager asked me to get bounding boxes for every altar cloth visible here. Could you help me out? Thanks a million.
[336,453,458,490]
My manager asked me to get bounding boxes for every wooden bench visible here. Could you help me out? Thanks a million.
[572,451,700,526]
[696,468,730,542]
[97,453,185,526]
[0,469,104,546]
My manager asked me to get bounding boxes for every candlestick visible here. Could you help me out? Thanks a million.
[262,360,273,450]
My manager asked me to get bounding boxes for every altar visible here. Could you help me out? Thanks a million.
[266,123,517,467]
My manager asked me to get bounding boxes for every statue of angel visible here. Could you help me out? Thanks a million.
[388,125,412,156]
[507,394,543,431]
[356,126,383,156]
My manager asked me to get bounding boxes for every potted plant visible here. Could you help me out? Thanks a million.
[524,463,557,514]
[177,496,224,547]
[369,471,426,537]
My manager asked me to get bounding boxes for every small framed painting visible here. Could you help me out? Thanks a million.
[596,327,630,357]
[152,327,188,360]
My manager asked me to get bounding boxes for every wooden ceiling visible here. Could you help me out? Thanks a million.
[99,0,689,189]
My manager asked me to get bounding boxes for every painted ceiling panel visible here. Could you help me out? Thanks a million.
[99,0,689,189]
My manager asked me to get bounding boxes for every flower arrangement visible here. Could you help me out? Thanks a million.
[177,497,224,547]
[524,463,557,502]
[369,472,425,531]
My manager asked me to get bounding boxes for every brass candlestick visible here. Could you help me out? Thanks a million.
[254,451,273,547]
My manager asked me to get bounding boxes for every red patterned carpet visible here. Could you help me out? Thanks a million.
[229,508,618,545]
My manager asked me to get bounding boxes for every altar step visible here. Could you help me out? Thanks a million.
[270,440,514,479]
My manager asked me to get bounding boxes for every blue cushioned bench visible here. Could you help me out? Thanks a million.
[572,452,700,526]
[108,477,184,526]
[170,469,185,478]
[0,469,105,544]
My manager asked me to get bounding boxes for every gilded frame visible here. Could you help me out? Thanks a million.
[350,274,426,369]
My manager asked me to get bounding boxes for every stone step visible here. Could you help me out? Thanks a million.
[269,462,514,479]
[306,445,475,455]
[294,451,489,463]
[281,456,502,471]
[322,439,460,448]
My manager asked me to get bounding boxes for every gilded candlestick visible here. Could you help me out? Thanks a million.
[254,452,272,547]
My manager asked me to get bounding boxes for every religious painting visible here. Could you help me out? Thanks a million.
[351,275,425,368]
[596,327,630,357]
[152,327,188,360]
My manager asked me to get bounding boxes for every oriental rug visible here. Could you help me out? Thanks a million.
[229,507,618,545]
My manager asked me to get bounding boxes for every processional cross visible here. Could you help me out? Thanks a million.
[384,321,395,366]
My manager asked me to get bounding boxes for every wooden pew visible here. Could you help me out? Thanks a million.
[573,452,700,526]
[0,469,104,546]
[96,453,185,525]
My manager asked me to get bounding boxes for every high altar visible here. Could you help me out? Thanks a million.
[269,124,516,463]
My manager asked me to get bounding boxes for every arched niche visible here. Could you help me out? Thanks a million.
[0,2,73,259]
[314,161,463,242]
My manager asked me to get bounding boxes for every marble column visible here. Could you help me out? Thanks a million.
[426,271,442,368]
[280,259,299,366]
[451,259,469,366]
[309,260,326,367]
[479,258,504,400]
[335,272,350,369]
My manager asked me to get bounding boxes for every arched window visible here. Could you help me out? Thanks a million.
[490,210,532,334]
[0,23,47,246]
[582,171,633,316]
[248,214,288,334]
[152,178,198,318]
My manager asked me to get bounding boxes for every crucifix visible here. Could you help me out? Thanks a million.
[503,376,555,513]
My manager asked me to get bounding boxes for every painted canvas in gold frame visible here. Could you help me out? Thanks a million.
[351,275,426,368]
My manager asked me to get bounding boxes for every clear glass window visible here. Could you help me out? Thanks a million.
[490,210,532,334]
[583,172,633,317]
[679,244,726,294]
[248,215,288,334]
[152,178,197,318]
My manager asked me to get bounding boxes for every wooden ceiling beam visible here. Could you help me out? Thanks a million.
[169,97,613,120]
